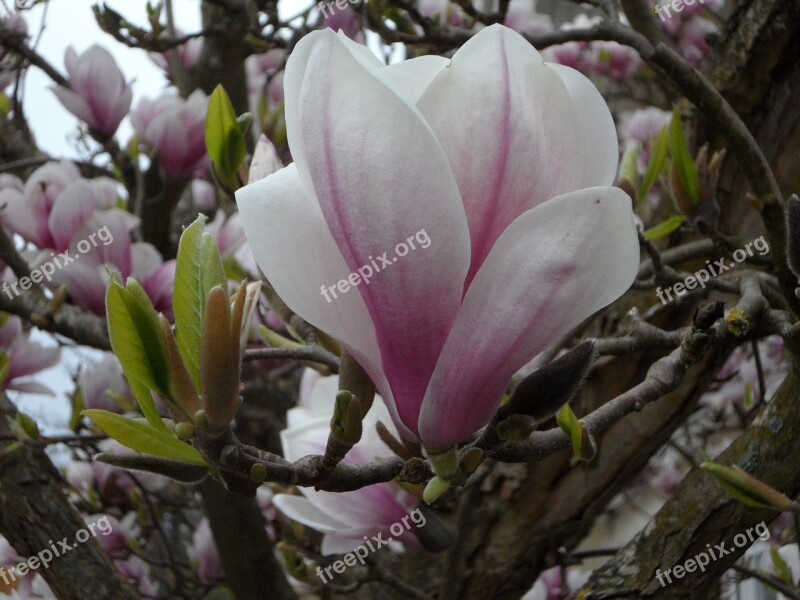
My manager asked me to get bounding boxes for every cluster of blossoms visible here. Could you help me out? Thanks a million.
[0,14,26,92]
[0,161,175,316]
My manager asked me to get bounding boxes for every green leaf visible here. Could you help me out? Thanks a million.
[668,108,700,204]
[556,404,582,458]
[128,376,171,435]
[174,216,227,391]
[69,388,84,432]
[83,409,207,465]
[638,127,668,200]
[644,215,686,241]
[771,547,792,585]
[205,85,247,189]
[222,254,251,283]
[16,411,40,440]
[105,279,171,433]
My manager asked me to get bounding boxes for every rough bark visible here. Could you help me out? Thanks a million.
[586,355,800,598]
[0,396,139,600]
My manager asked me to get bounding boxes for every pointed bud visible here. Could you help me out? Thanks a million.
[200,286,241,428]
[501,341,595,423]
[615,147,638,204]
[338,350,376,418]
[95,452,208,483]
[159,315,199,421]
[330,390,363,446]
[671,163,697,218]
[702,460,796,512]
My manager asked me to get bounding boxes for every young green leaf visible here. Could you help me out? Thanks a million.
[174,216,227,391]
[556,404,582,458]
[83,409,207,465]
[644,215,686,241]
[638,127,668,200]
[701,460,792,510]
[668,108,700,205]
[205,84,247,189]
[105,278,171,433]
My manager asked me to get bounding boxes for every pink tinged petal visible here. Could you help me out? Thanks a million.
[419,187,640,446]
[285,30,470,438]
[237,164,382,378]
[130,242,163,280]
[417,24,584,285]
[52,259,108,315]
[273,494,350,533]
[248,135,284,184]
[48,179,101,251]
[51,86,95,126]
[0,188,46,247]
[545,62,619,187]
[143,260,176,314]
[381,55,450,103]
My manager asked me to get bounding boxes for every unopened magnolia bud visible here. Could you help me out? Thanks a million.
[95,452,208,483]
[502,341,595,423]
[174,421,196,440]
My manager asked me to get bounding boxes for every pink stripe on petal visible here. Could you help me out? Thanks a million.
[419,187,640,446]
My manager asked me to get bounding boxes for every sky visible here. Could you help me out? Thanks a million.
[15,0,202,157]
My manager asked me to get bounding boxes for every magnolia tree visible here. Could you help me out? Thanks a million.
[0,0,798,598]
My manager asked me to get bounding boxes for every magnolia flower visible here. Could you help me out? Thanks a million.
[522,565,589,600]
[0,315,60,395]
[237,25,639,451]
[0,14,27,92]
[149,32,203,75]
[273,371,420,554]
[504,0,553,36]
[418,0,465,27]
[78,352,134,413]
[131,91,209,177]
[618,107,671,168]
[190,519,225,583]
[52,45,132,139]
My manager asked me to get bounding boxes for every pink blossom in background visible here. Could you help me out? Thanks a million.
[237,25,640,448]
[191,179,217,211]
[131,90,209,177]
[584,41,641,79]
[78,353,135,413]
[0,14,28,91]
[0,315,60,395]
[114,555,158,597]
[51,45,132,139]
[274,371,422,554]
[149,31,203,75]
[617,107,671,168]
[190,519,226,583]
[82,514,134,559]
[504,0,553,36]
[322,6,365,43]
[521,565,590,600]
[418,0,466,27]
